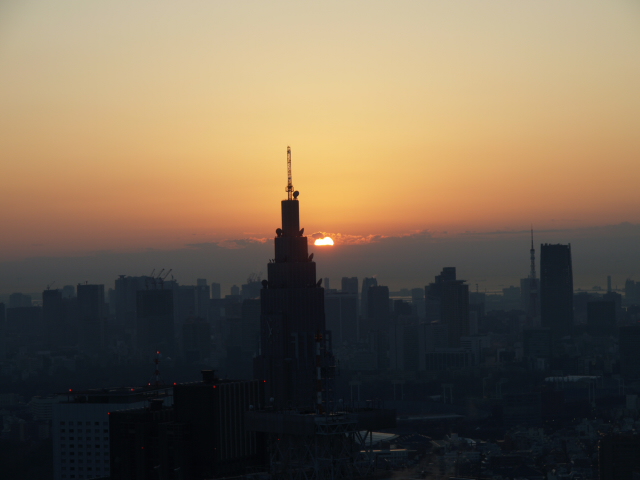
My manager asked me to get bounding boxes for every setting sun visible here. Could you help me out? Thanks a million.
[314,237,334,246]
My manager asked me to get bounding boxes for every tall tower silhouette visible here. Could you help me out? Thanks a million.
[520,228,540,322]
[254,147,330,410]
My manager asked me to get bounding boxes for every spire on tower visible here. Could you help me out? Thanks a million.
[286,146,294,200]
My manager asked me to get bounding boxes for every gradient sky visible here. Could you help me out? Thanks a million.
[1,1,639,286]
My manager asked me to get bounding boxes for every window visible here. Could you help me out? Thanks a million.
[61,437,65,440]
[60,421,66,425]
[61,429,66,432]
[94,422,99,426]
[86,422,90,426]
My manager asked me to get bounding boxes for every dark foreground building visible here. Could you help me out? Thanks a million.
[599,433,640,480]
[109,371,263,480]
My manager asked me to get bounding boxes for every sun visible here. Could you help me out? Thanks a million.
[314,237,334,246]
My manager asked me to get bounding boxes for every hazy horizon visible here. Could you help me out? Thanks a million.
[2,221,637,297]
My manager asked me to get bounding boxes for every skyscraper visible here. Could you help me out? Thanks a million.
[254,147,330,410]
[424,267,469,347]
[76,284,105,352]
[341,277,358,295]
[360,277,378,320]
[540,243,574,339]
[42,288,64,345]
[136,288,175,356]
[441,280,469,348]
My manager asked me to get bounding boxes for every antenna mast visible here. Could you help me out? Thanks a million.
[286,146,294,200]
[529,227,536,280]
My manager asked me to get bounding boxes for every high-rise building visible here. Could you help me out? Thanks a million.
[76,284,105,352]
[9,292,32,308]
[620,325,640,381]
[253,147,330,409]
[540,244,573,340]
[324,291,358,345]
[173,371,264,478]
[360,277,378,320]
[341,277,358,295]
[210,282,221,300]
[196,279,210,319]
[425,267,469,347]
[114,275,149,329]
[43,288,64,345]
[136,289,175,357]
[441,280,469,348]
[53,385,173,480]
[424,267,456,322]
[367,285,390,332]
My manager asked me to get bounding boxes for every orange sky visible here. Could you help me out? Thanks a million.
[1,1,639,261]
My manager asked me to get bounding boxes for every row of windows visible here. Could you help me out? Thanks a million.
[61,459,105,463]
[60,437,109,441]
[62,467,105,471]
[60,429,108,434]
[60,422,107,426]
[61,452,108,456]
[60,445,108,449]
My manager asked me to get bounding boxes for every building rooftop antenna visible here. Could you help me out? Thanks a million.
[286,146,294,200]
